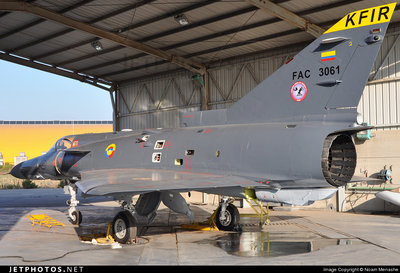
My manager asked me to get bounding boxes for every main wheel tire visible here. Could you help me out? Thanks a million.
[112,211,137,244]
[215,204,240,231]
[71,210,82,225]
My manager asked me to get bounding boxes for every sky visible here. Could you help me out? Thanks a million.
[0,60,113,121]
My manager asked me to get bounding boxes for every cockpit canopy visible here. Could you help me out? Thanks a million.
[55,138,72,151]
[48,137,75,153]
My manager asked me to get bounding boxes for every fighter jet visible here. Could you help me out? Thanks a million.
[10,3,396,244]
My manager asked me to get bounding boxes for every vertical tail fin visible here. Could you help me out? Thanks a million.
[226,3,396,124]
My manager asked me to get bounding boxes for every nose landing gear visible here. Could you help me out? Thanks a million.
[64,181,82,225]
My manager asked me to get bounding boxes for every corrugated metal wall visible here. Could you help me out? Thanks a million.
[118,26,400,131]
[359,26,400,130]
[118,73,201,129]
[118,45,298,129]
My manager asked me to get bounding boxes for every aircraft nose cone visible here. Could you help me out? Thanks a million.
[10,162,26,179]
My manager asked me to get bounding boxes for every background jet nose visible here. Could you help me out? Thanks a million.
[10,163,26,179]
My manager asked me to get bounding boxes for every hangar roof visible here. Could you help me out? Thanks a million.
[0,0,399,90]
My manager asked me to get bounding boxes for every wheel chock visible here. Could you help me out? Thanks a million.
[80,222,116,245]
[181,223,219,231]
[181,208,219,231]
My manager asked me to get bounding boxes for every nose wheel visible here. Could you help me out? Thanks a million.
[70,210,82,225]
[64,182,82,225]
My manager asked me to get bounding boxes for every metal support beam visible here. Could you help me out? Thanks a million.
[77,1,349,74]
[109,85,119,132]
[51,5,258,70]
[201,72,210,111]
[244,0,325,37]
[0,1,206,75]
[0,0,95,40]
[15,0,156,58]
[0,51,113,91]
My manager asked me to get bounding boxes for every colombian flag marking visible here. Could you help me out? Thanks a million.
[321,50,336,62]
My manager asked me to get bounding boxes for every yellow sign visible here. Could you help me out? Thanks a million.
[324,3,396,34]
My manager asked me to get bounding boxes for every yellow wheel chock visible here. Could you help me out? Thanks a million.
[79,222,115,244]
[94,222,115,244]
[28,214,65,228]
[181,208,219,231]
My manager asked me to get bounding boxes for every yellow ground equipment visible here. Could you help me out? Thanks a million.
[242,188,270,227]
[28,214,65,228]
[181,209,219,231]
[79,222,115,245]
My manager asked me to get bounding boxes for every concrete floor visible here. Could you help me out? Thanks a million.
[1,189,400,265]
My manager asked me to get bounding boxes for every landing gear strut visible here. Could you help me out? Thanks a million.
[112,211,137,244]
[64,181,82,225]
[215,196,240,231]
[112,192,161,244]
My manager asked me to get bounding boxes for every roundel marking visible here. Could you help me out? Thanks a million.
[290,81,308,102]
[105,144,116,159]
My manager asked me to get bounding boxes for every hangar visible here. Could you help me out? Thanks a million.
[1,0,400,212]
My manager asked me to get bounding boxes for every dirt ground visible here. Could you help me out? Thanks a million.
[0,173,59,189]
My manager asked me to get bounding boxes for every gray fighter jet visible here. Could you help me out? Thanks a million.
[10,3,396,243]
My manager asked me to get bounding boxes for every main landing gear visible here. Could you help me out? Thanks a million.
[112,194,243,243]
[112,211,137,244]
[214,196,241,231]
[112,192,161,244]
[64,185,241,244]
[182,196,241,232]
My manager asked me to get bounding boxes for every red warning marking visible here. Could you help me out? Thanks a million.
[184,115,194,118]
[203,128,212,134]
[257,180,272,185]
[285,57,293,64]
[185,156,188,172]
